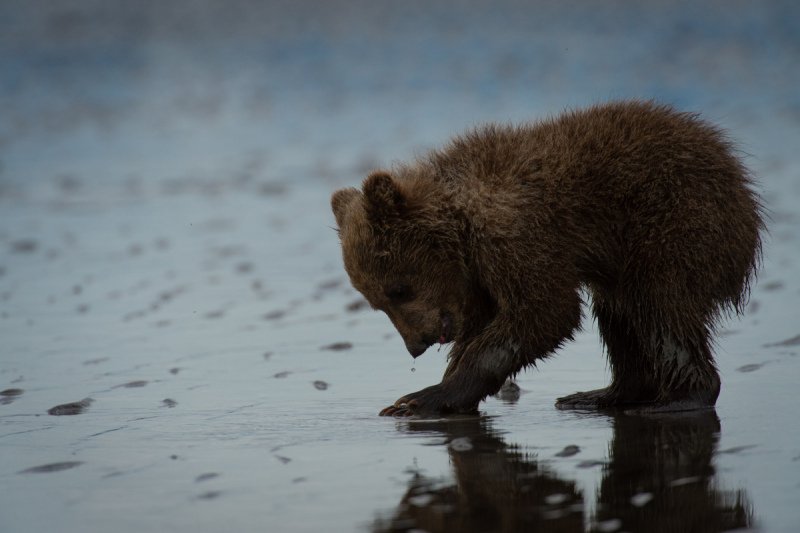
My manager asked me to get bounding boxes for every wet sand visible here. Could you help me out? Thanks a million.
[2,2,800,532]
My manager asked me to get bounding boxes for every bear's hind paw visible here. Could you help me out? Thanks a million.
[555,387,619,410]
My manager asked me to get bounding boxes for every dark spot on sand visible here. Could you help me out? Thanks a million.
[274,371,291,379]
[210,244,246,258]
[19,461,83,474]
[160,286,188,303]
[157,289,177,303]
[719,445,757,454]
[345,298,369,312]
[1,388,23,404]
[196,491,222,500]
[577,460,605,468]
[72,285,82,295]
[195,473,219,482]
[77,303,90,314]
[321,342,353,351]
[275,455,291,464]
[257,182,287,196]
[554,445,581,457]
[48,398,93,415]
[154,319,172,327]
[128,243,144,256]
[123,310,147,322]
[162,398,178,408]
[83,357,109,366]
[313,380,329,390]
[154,238,170,251]
[764,334,800,348]
[204,310,225,319]
[737,363,765,373]
[169,367,181,375]
[55,174,82,193]
[0,265,5,277]
[235,261,254,274]
[317,279,342,291]
[170,455,179,460]
[262,310,286,320]
[292,477,307,484]
[746,300,760,314]
[761,280,784,291]
[263,351,273,360]
[10,239,38,253]
[116,380,148,388]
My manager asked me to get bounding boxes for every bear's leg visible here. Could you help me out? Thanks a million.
[638,326,720,412]
[556,298,659,409]
[382,297,584,417]
[557,298,720,411]
[379,341,512,417]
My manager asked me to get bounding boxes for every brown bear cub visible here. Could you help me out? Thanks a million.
[331,101,764,417]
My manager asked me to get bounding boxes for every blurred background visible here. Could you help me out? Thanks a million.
[2,0,798,197]
[1,2,799,532]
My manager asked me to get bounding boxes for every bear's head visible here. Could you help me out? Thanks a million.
[331,171,469,358]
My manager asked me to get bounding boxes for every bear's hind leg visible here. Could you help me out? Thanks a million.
[556,298,659,409]
[638,327,720,413]
[556,297,721,412]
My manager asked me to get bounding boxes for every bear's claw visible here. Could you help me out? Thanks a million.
[379,403,415,417]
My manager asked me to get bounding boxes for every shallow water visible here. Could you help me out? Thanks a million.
[2,2,800,532]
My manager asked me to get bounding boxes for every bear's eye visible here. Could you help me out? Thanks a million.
[385,284,413,303]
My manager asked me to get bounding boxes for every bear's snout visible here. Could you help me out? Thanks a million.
[405,340,431,358]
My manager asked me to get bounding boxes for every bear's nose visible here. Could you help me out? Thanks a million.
[405,341,429,358]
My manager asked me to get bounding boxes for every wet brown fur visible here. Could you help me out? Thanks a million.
[331,101,765,416]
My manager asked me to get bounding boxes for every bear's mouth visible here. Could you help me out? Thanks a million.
[438,311,453,344]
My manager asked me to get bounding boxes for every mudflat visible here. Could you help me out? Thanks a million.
[1,2,799,531]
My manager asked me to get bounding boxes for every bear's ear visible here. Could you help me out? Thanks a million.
[331,188,360,228]
[363,171,405,220]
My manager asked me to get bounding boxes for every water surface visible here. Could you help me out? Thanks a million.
[2,2,799,531]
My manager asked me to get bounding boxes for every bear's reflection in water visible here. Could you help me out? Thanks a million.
[373,411,752,532]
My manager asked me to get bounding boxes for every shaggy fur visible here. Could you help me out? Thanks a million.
[331,101,764,416]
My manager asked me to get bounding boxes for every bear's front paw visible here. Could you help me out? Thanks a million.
[378,384,478,417]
